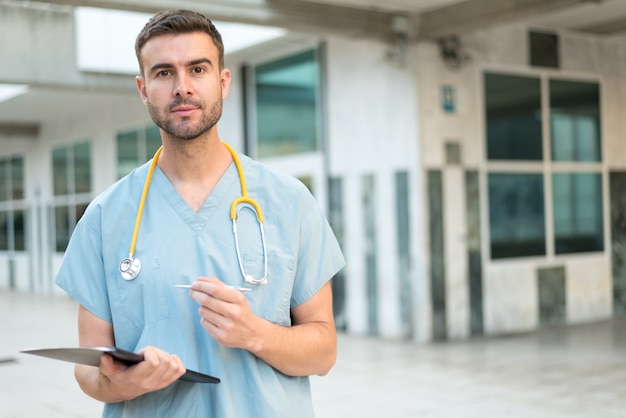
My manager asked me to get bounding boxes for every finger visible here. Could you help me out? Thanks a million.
[200,314,227,343]
[194,277,222,294]
[99,353,128,376]
[198,305,230,328]
[192,280,216,295]
[152,353,185,382]
[137,348,185,386]
[191,283,245,307]
[141,347,176,376]
[197,276,222,286]
[196,293,244,323]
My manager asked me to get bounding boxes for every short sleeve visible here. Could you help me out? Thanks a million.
[290,192,345,307]
[55,208,112,323]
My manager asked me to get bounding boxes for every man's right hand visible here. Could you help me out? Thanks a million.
[96,346,186,401]
[75,305,185,403]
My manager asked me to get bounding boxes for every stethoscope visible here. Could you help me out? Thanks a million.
[119,141,268,285]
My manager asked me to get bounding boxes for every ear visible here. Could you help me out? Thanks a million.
[220,68,231,100]
[135,75,149,106]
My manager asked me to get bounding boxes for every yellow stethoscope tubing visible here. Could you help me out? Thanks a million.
[128,145,163,259]
[124,141,268,285]
[222,141,264,222]
[222,141,268,284]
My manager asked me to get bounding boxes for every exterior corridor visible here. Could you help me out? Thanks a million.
[1,291,625,417]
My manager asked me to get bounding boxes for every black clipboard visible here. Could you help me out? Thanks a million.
[20,346,220,384]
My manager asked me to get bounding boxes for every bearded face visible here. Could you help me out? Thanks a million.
[136,32,231,144]
[148,95,223,141]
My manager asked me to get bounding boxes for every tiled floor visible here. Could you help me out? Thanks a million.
[311,317,626,418]
[1,291,625,417]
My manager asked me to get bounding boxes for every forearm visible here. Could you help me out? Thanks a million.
[75,363,129,403]
[194,280,338,376]
[246,317,337,376]
[75,307,135,403]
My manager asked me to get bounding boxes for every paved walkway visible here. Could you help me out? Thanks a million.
[1,291,625,417]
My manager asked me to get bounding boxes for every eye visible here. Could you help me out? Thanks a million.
[154,70,172,78]
[192,66,205,74]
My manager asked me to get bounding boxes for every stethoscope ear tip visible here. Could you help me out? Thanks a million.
[244,274,267,285]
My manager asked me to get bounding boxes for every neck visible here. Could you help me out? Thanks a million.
[156,134,233,212]
[158,134,231,179]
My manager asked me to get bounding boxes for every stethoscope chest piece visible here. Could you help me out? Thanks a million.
[120,256,141,281]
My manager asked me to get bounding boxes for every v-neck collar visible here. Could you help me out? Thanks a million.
[150,161,239,233]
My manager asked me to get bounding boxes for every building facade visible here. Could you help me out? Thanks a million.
[1,2,625,342]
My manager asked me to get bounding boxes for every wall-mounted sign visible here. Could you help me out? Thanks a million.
[441,85,455,113]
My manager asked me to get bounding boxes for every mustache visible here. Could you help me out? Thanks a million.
[166,97,203,111]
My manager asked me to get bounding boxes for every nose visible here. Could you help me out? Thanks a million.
[174,73,193,97]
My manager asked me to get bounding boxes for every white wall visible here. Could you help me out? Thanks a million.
[325,35,425,339]
[416,23,626,336]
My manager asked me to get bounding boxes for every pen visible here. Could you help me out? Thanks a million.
[174,284,251,292]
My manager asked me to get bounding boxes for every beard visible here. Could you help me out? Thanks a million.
[148,96,223,141]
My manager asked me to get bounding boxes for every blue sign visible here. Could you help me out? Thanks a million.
[442,85,455,113]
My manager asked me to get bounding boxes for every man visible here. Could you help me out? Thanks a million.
[55,9,345,417]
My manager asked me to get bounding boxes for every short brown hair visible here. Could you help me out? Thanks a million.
[135,9,225,74]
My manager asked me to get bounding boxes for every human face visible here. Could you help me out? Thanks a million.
[135,32,231,141]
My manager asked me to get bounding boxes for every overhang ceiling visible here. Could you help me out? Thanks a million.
[2,0,626,134]
[15,0,626,39]
[302,0,626,37]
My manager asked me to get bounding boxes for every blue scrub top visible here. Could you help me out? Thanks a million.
[56,153,345,418]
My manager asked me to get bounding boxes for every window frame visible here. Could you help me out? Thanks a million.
[243,41,329,210]
[482,69,606,262]
[253,48,320,159]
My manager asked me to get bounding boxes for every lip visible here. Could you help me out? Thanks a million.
[170,105,199,116]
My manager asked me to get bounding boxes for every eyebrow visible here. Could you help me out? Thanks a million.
[148,58,213,75]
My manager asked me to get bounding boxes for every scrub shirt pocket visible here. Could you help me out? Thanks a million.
[242,252,295,326]
[112,258,171,328]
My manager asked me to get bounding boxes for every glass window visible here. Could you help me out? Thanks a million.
[74,142,91,194]
[488,173,546,259]
[485,73,542,161]
[255,50,319,158]
[0,155,26,252]
[117,124,162,178]
[550,79,601,162]
[485,72,603,259]
[0,210,7,251]
[553,173,603,254]
[53,147,69,196]
[117,129,139,179]
[0,160,7,202]
[54,205,70,252]
[13,208,25,252]
[11,157,24,200]
[52,142,92,251]
[53,142,91,196]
